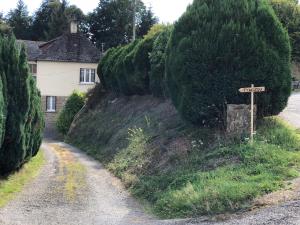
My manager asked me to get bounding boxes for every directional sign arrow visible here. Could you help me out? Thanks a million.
[239,87,265,93]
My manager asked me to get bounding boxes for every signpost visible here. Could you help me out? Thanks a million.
[239,84,266,143]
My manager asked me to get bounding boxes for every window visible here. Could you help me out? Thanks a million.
[46,96,56,112]
[29,64,37,82]
[80,68,96,84]
[29,64,37,74]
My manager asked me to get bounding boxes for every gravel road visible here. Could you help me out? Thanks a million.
[0,93,299,225]
[0,140,191,225]
[280,92,300,128]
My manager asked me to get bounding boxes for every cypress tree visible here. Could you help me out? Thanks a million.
[0,35,44,174]
[166,0,291,127]
[24,76,44,160]
[0,38,30,173]
[0,37,6,147]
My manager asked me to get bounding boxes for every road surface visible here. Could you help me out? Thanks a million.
[280,92,300,128]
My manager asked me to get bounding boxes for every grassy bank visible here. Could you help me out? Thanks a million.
[67,94,300,218]
[0,151,45,207]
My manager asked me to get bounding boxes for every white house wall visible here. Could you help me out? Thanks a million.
[36,61,99,97]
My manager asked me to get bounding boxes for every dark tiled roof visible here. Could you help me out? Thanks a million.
[18,33,101,63]
[17,40,46,61]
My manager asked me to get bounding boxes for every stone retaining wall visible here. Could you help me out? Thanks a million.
[226,104,257,138]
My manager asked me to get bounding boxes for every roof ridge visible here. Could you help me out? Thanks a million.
[39,36,63,49]
[20,33,101,63]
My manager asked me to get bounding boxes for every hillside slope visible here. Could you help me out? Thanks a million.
[66,93,300,219]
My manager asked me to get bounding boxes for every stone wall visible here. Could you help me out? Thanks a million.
[41,96,68,138]
[226,104,257,138]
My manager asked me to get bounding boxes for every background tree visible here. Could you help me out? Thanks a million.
[0,13,12,34]
[87,0,157,50]
[6,0,32,40]
[166,0,291,127]
[31,0,84,41]
[269,0,300,61]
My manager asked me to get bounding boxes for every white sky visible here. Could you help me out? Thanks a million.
[0,0,193,23]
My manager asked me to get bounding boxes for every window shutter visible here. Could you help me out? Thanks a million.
[80,68,84,82]
[46,96,48,111]
[91,69,95,82]
[54,97,57,111]
[85,69,90,83]
[33,64,37,74]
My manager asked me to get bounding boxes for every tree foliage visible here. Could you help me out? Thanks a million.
[56,91,85,136]
[0,35,44,175]
[6,0,31,40]
[166,0,291,127]
[87,0,158,50]
[31,0,85,41]
[0,13,12,35]
[269,0,300,61]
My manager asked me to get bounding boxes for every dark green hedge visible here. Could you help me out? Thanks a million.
[166,0,291,126]
[97,25,168,96]
[0,35,44,174]
[150,26,173,97]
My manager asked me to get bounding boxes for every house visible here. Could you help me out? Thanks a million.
[18,21,101,135]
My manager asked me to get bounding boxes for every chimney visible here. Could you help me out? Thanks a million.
[70,20,78,34]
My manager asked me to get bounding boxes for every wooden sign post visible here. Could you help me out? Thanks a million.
[239,84,265,143]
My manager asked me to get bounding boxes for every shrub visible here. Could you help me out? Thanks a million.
[166,0,291,127]
[150,25,173,97]
[0,35,44,174]
[56,91,85,136]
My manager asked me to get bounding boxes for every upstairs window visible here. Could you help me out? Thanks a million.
[46,96,56,112]
[80,68,96,84]
[29,64,37,81]
[29,64,37,74]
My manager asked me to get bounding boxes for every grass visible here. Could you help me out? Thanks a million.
[111,118,300,218]
[66,94,300,219]
[0,151,45,207]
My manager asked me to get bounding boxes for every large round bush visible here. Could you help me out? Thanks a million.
[166,0,291,126]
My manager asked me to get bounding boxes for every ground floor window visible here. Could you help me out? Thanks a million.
[80,68,96,84]
[46,96,56,112]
